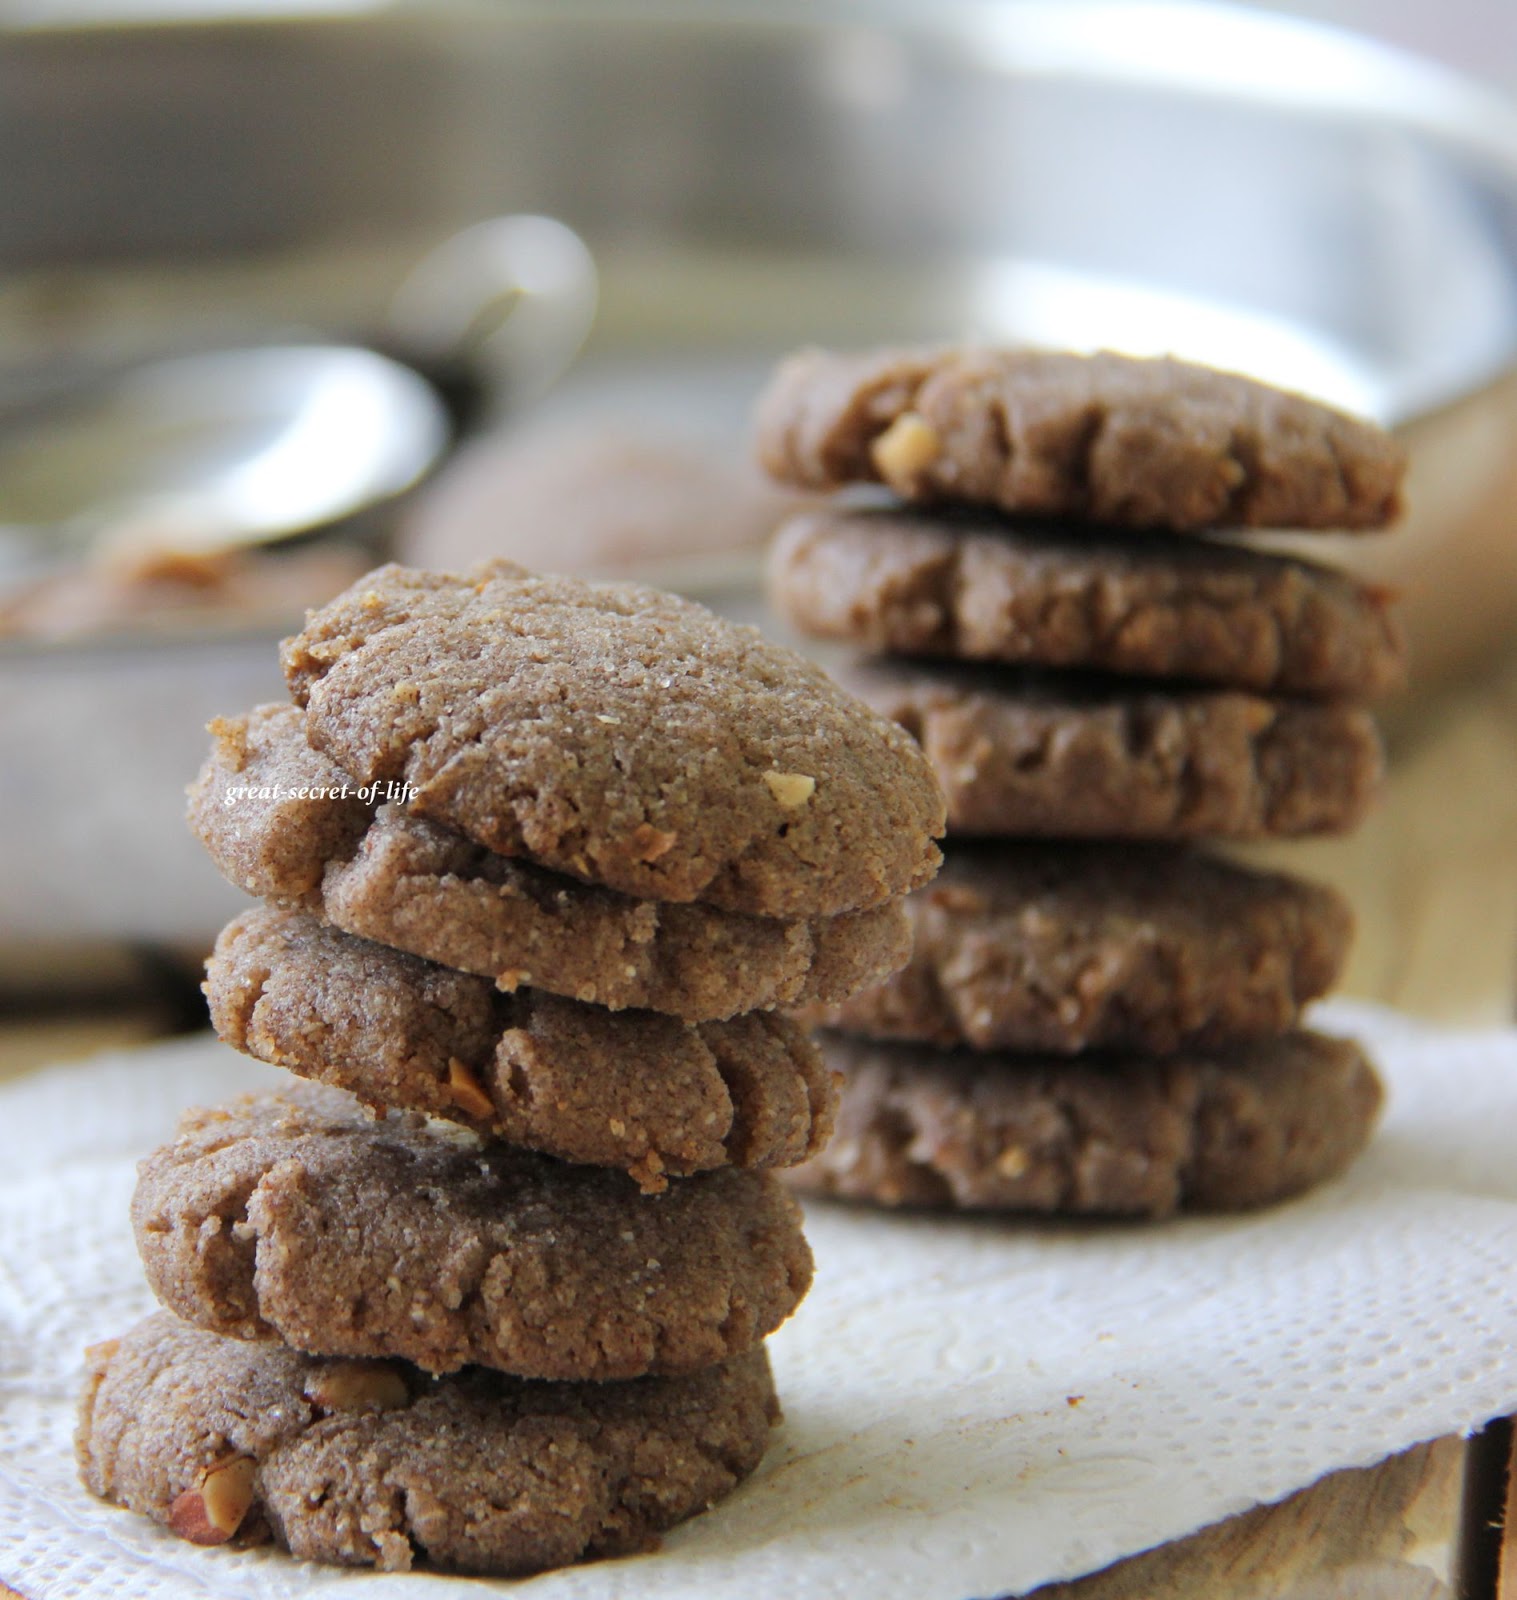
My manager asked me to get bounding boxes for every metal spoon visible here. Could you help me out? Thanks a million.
[0,213,596,576]
[0,343,449,573]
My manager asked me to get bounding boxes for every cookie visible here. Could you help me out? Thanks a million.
[133,1085,812,1380]
[800,843,1351,1055]
[188,705,911,1022]
[280,561,944,917]
[754,346,1404,532]
[207,905,836,1192]
[78,1313,777,1575]
[768,508,1404,697]
[842,661,1382,839]
[790,1029,1382,1215]
[401,426,806,577]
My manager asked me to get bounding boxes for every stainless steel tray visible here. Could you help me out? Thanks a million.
[5,0,1517,951]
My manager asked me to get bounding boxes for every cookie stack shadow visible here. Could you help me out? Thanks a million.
[759,345,1406,1218]
[76,561,944,1574]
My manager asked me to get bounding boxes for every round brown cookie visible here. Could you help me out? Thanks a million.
[208,905,836,1193]
[78,1313,777,1575]
[799,843,1352,1056]
[842,660,1383,839]
[187,705,911,1022]
[133,1085,812,1380]
[754,346,1404,532]
[401,425,808,577]
[789,1029,1382,1216]
[768,508,1404,697]
[280,560,944,917]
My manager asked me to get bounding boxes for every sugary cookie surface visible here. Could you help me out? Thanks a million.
[281,561,945,917]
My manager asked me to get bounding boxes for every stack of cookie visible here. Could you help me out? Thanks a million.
[759,345,1404,1217]
[77,560,944,1574]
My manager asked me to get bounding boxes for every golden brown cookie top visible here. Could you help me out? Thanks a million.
[754,346,1404,532]
[281,561,945,917]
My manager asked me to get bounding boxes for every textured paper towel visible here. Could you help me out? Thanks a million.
[2,1001,1515,1600]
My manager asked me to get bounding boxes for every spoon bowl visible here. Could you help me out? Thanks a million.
[0,344,450,572]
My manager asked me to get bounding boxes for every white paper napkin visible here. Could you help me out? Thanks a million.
[3,1001,1515,1600]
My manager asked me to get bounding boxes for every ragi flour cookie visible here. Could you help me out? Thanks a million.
[800,843,1352,1055]
[842,660,1383,839]
[401,426,808,578]
[755,346,1404,531]
[768,508,1404,697]
[134,1086,812,1381]
[280,561,944,917]
[78,1313,778,1575]
[791,1029,1382,1216]
[208,905,836,1192]
[188,705,910,1021]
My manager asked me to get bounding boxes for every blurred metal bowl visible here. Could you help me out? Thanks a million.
[4,0,1517,950]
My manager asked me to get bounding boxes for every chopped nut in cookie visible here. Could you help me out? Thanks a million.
[446,1058,496,1121]
[763,772,816,808]
[303,1359,411,1413]
[628,823,678,862]
[870,412,941,487]
[168,1456,257,1546]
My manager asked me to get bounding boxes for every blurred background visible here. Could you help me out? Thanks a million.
[4,0,1517,1074]
[1254,0,1517,87]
